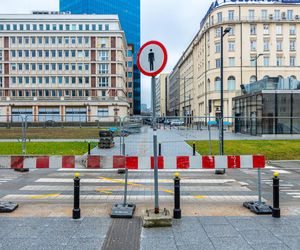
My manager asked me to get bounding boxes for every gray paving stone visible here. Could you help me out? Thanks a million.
[203,224,238,237]
[228,219,266,231]
[172,217,204,232]
[5,225,45,239]
[140,237,177,250]
[240,229,282,245]
[210,236,253,250]
[141,227,174,238]
[176,242,215,250]
[72,227,109,238]
[281,236,300,250]
[65,237,105,250]
[198,216,230,225]
[250,243,291,250]
[173,230,210,246]
[0,237,38,250]
[269,224,300,237]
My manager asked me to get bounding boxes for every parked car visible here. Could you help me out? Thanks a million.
[170,119,184,126]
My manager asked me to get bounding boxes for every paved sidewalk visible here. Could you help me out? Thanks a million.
[0,216,299,250]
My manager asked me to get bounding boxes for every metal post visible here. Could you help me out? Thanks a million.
[220,26,224,156]
[183,77,186,118]
[152,76,159,214]
[123,168,128,206]
[158,142,162,156]
[73,173,81,219]
[255,56,258,81]
[192,142,196,156]
[88,142,91,155]
[272,172,281,218]
[208,116,212,155]
[173,172,181,219]
[258,168,262,204]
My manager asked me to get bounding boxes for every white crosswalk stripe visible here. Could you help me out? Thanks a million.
[0,177,17,185]
[0,175,263,202]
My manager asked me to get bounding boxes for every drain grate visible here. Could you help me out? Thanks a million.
[102,217,141,250]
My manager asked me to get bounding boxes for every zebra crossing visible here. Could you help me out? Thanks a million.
[0,176,18,185]
[261,165,300,200]
[0,171,263,203]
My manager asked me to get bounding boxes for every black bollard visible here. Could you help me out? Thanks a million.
[192,142,196,156]
[158,142,162,156]
[88,142,91,155]
[272,172,280,218]
[73,173,81,219]
[173,172,181,219]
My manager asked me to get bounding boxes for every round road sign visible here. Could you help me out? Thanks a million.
[137,40,168,77]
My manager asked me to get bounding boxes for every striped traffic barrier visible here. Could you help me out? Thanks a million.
[0,155,265,170]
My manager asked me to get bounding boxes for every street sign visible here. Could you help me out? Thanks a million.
[137,40,168,77]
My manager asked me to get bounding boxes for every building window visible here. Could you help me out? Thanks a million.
[274,10,280,20]
[248,10,254,21]
[215,59,221,68]
[78,77,83,84]
[263,24,269,35]
[228,76,235,91]
[228,41,235,51]
[228,26,234,36]
[290,56,296,66]
[215,77,221,91]
[228,10,234,21]
[78,37,82,44]
[290,40,296,51]
[215,42,221,53]
[72,77,76,84]
[276,25,282,35]
[98,50,109,61]
[263,39,269,51]
[71,36,76,44]
[105,24,109,31]
[217,12,222,23]
[290,25,296,35]
[98,108,109,117]
[99,77,109,87]
[65,76,69,84]
[261,10,268,20]
[250,24,256,35]
[276,40,283,51]
[287,10,293,20]
[250,40,257,51]
[215,27,221,38]
[276,56,283,66]
[228,57,235,67]
[99,64,109,74]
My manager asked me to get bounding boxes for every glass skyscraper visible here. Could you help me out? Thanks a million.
[60,0,141,114]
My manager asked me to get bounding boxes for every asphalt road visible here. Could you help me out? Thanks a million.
[0,161,299,217]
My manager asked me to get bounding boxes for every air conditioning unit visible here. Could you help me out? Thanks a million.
[295,15,299,20]
[269,14,273,20]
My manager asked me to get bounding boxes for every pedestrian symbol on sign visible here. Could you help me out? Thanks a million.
[148,49,155,71]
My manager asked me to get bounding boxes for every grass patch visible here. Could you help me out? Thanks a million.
[186,140,300,160]
[0,142,98,155]
[0,127,107,139]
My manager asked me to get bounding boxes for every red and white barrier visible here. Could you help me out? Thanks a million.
[0,155,265,170]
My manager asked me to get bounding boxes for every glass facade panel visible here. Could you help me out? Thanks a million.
[60,0,141,114]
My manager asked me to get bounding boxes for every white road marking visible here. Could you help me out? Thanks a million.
[20,185,251,192]
[1,194,263,202]
[270,170,291,174]
[265,166,276,169]
[35,178,237,184]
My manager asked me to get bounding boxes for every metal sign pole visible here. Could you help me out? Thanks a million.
[152,76,159,214]
[258,168,262,204]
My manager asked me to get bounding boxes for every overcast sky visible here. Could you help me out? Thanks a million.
[0,0,212,107]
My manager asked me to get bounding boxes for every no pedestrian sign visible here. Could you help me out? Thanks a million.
[137,41,168,77]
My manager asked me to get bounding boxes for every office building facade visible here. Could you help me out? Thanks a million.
[60,0,141,115]
[0,13,131,122]
[155,73,169,117]
[171,0,300,118]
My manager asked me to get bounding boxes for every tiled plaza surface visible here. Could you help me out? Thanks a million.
[0,216,299,250]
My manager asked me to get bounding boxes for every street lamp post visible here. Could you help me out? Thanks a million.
[216,26,231,175]
[251,53,264,81]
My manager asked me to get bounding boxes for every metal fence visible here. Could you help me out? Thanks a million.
[0,115,299,156]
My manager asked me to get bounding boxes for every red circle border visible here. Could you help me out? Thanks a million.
[137,40,168,77]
